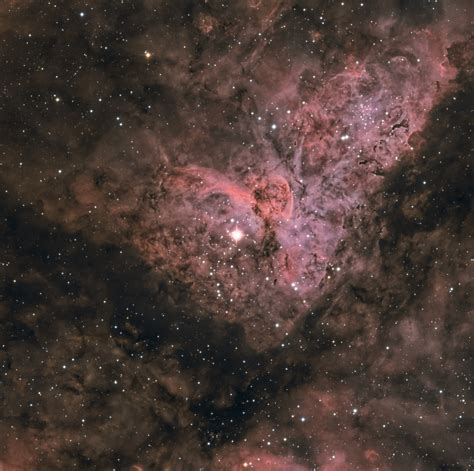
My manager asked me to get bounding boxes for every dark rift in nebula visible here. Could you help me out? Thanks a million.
[0,0,472,470]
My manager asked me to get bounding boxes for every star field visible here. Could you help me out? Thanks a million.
[0,1,472,470]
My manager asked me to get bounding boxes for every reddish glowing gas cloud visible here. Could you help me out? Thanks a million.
[0,1,471,470]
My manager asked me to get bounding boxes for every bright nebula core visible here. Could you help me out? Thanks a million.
[0,0,473,470]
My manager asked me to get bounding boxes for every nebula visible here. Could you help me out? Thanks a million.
[0,0,472,469]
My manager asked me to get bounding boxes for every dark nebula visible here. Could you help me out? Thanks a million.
[0,0,472,469]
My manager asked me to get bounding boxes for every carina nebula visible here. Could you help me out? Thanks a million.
[0,0,472,469]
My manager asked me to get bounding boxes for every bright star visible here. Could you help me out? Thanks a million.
[230,228,244,242]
